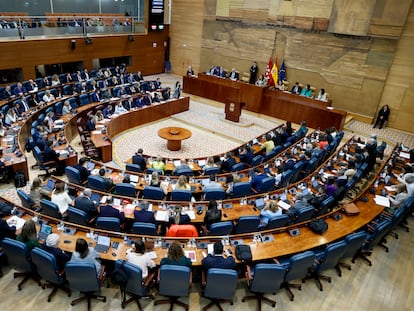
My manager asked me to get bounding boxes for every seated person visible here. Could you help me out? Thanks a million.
[316,88,327,101]
[43,140,65,176]
[29,177,49,207]
[98,168,113,191]
[17,219,40,251]
[228,68,239,81]
[203,157,218,173]
[51,182,72,216]
[250,168,268,192]
[70,238,101,273]
[114,101,127,114]
[42,233,70,272]
[220,152,236,173]
[172,159,192,176]
[72,157,91,184]
[0,211,17,241]
[201,200,222,234]
[102,104,114,118]
[291,82,302,94]
[387,183,409,214]
[202,174,223,193]
[259,200,282,228]
[126,240,156,284]
[160,241,192,267]
[175,175,191,191]
[255,74,267,87]
[133,201,156,225]
[99,196,125,223]
[151,156,166,173]
[74,188,99,222]
[238,146,254,166]
[168,205,191,226]
[300,84,313,97]
[287,193,312,220]
[62,100,73,115]
[202,241,236,271]
[85,114,96,131]
[132,148,147,170]
[260,134,275,154]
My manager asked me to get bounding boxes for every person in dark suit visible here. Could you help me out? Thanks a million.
[249,61,258,84]
[102,104,114,118]
[123,97,136,111]
[282,152,296,172]
[228,68,239,81]
[90,90,102,103]
[220,152,236,172]
[42,233,70,272]
[132,148,147,170]
[0,211,16,241]
[35,133,48,151]
[99,196,124,224]
[85,114,96,131]
[172,159,192,176]
[133,201,156,224]
[43,140,65,175]
[291,82,302,95]
[250,167,268,192]
[202,200,222,234]
[2,85,13,99]
[98,168,113,191]
[13,82,26,96]
[74,188,99,222]
[201,241,236,271]
[373,104,390,129]
[73,157,90,183]
[238,146,254,166]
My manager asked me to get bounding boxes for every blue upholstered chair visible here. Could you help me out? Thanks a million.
[65,166,85,185]
[307,240,347,291]
[65,262,106,309]
[115,183,136,198]
[131,222,158,236]
[96,217,121,232]
[66,206,89,226]
[204,188,226,201]
[125,163,142,173]
[242,263,286,309]
[202,268,238,310]
[294,206,315,224]
[278,169,293,188]
[281,250,315,301]
[17,189,36,210]
[203,167,221,176]
[142,186,165,200]
[1,238,40,290]
[114,260,152,309]
[154,264,191,309]
[171,189,192,201]
[264,214,290,230]
[87,175,109,192]
[337,231,367,274]
[231,162,246,172]
[255,176,275,193]
[40,199,61,219]
[31,247,71,302]
[208,221,233,236]
[232,182,252,198]
[234,215,261,234]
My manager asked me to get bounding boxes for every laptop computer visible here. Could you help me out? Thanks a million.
[94,235,111,253]
[38,223,52,241]
[90,192,100,203]
[255,197,265,210]
[42,179,56,192]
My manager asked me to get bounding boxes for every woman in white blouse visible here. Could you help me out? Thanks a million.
[51,182,73,216]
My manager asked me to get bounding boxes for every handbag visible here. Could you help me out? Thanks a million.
[342,202,360,216]
[309,219,328,234]
[235,244,252,263]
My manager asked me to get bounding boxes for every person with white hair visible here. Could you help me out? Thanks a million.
[41,233,70,271]
[397,172,414,197]
[73,188,99,222]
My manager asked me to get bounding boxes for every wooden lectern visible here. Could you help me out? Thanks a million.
[225,100,244,122]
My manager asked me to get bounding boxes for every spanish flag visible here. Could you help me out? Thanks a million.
[270,58,278,86]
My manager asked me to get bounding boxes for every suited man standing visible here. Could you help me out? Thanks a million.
[74,188,99,222]
[202,241,236,271]
[249,61,258,84]
[132,148,147,171]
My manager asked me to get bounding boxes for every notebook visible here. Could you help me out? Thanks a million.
[38,223,52,241]
[94,235,111,253]
[255,197,265,210]
[42,179,55,192]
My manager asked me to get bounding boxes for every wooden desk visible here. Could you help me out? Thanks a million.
[158,127,192,151]
[90,132,112,162]
[183,74,346,130]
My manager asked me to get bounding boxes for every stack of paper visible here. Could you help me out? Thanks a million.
[374,195,390,207]
[277,200,291,210]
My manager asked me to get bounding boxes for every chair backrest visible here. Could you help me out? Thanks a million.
[115,260,146,297]
[204,167,221,176]
[295,206,315,223]
[314,240,347,273]
[66,206,88,226]
[342,231,367,260]
[65,166,82,184]
[251,155,264,166]
[87,175,107,192]
[40,198,61,219]
[145,168,163,175]
[33,146,47,168]
[79,93,90,106]
[31,247,63,284]
[234,215,261,234]
[290,161,307,184]
[158,264,191,297]
[264,149,278,161]
[96,217,121,232]
[231,162,246,172]
[142,186,165,200]
[284,250,315,283]
[232,182,252,198]
[65,262,100,293]
[256,176,275,193]
[204,268,238,300]
[208,221,233,236]
[1,238,32,273]
[279,169,293,187]
[204,189,226,201]
[265,214,290,230]
[126,163,142,173]
[249,263,285,294]
[17,189,35,209]
[171,190,192,201]
[166,224,198,237]
[131,222,158,236]
[364,219,392,250]
[316,196,336,216]
[115,183,136,198]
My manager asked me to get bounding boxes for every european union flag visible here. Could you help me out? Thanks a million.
[278,60,286,82]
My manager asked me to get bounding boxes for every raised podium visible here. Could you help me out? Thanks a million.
[225,100,244,122]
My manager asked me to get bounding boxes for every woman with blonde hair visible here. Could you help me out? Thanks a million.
[29,177,49,207]
[51,181,72,216]
[259,200,282,228]
[175,175,191,191]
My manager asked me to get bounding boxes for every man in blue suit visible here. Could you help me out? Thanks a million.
[201,241,236,271]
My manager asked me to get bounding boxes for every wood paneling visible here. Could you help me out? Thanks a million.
[0,29,169,80]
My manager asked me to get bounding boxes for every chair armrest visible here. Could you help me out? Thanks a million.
[201,270,206,287]
[245,265,252,286]
[272,258,280,264]
[98,265,106,284]
[251,188,258,194]
[381,211,392,219]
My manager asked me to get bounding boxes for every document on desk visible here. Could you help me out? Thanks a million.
[155,210,169,222]
[185,250,197,262]
[277,200,291,210]
[91,130,102,135]
[374,195,390,207]
[7,216,26,231]
[124,204,135,215]
[147,251,157,260]
[184,210,196,220]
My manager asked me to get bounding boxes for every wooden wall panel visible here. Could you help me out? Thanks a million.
[0,31,169,80]
[169,0,205,75]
